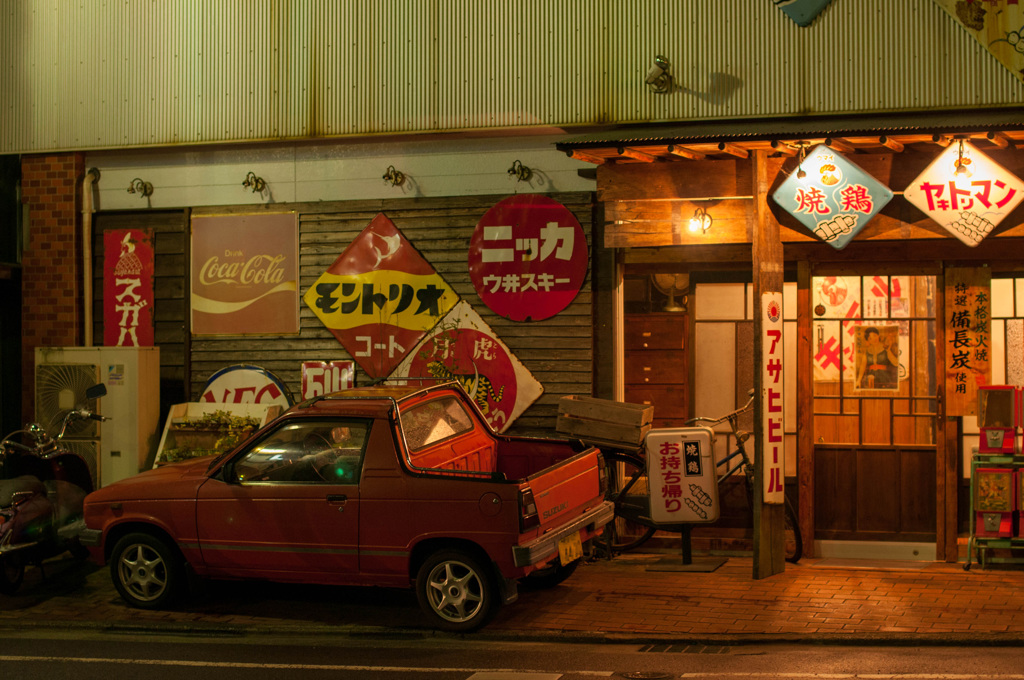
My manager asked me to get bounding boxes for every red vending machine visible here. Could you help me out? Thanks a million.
[974,467,1015,538]
[977,386,1020,455]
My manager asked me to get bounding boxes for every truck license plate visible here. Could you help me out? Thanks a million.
[557,531,583,566]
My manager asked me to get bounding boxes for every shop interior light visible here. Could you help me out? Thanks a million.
[242,171,267,194]
[688,206,713,234]
[127,178,153,197]
[382,165,405,187]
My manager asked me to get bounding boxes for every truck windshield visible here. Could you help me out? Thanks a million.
[401,396,474,450]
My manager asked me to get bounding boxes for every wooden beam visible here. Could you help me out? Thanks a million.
[566,149,607,165]
[617,147,658,163]
[667,144,705,160]
[824,137,854,153]
[771,140,798,156]
[879,136,904,152]
[987,131,1011,149]
[717,142,749,159]
[932,134,953,148]
[751,149,786,580]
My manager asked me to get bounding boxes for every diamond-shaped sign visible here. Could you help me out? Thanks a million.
[903,141,1024,247]
[304,213,459,379]
[388,300,543,432]
[772,144,893,250]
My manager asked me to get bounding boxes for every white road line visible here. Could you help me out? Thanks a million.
[0,655,613,676]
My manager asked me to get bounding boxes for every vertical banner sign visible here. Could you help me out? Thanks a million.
[945,267,992,416]
[191,213,299,335]
[771,144,893,250]
[468,194,588,322]
[388,300,542,432]
[304,213,459,380]
[103,229,154,346]
[301,360,355,400]
[762,293,785,504]
[903,141,1024,247]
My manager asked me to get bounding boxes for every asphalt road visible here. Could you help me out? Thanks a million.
[4,628,1024,680]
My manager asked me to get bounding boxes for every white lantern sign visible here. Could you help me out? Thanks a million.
[903,140,1024,247]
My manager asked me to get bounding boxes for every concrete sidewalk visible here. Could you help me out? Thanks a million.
[2,551,1024,644]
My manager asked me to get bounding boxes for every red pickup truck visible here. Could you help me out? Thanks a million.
[79,382,612,631]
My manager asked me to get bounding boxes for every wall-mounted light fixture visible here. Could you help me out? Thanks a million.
[127,178,153,197]
[382,165,405,187]
[645,55,673,94]
[688,206,713,234]
[242,171,267,193]
[507,159,532,182]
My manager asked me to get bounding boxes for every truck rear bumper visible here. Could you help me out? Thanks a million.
[511,500,614,567]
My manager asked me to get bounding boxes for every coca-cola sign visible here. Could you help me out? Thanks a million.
[190,213,299,335]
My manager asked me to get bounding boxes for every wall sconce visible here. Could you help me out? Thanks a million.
[382,165,405,187]
[645,55,673,94]
[688,206,713,234]
[507,159,532,182]
[127,178,153,197]
[242,171,267,193]
[954,139,973,180]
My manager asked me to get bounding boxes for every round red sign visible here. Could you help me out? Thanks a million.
[468,195,588,322]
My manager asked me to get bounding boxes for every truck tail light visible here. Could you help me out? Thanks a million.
[597,452,608,495]
[519,488,539,532]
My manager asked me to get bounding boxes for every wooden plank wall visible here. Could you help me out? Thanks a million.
[93,193,595,436]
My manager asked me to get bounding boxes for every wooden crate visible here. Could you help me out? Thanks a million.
[556,395,654,450]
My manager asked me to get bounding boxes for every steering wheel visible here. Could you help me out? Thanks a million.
[302,432,333,457]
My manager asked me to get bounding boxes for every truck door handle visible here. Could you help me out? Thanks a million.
[327,494,347,503]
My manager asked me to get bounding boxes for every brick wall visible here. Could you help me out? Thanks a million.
[20,153,85,423]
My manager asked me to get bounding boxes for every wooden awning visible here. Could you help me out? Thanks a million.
[555,109,1024,165]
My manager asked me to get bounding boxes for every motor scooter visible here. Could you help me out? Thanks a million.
[0,383,107,595]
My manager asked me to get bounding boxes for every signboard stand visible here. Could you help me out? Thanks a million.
[646,525,728,572]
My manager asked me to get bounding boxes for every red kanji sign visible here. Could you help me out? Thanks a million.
[468,195,588,322]
[304,213,458,379]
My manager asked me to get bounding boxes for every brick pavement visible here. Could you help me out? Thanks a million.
[2,551,1024,643]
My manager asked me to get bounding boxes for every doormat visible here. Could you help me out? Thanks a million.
[812,558,928,571]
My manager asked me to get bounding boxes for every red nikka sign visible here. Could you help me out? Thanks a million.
[468,195,588,322]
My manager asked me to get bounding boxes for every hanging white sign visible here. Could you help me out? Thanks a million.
[903,141,1024,247]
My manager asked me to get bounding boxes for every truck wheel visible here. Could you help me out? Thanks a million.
[522,559,578,590]
[110,532,185,609]
[0,556,24,596]
[415,550,497,632]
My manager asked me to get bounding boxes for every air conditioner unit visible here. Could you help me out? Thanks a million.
[35,347,160,487]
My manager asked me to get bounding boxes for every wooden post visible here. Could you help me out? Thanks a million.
[797,260,815,559]
[751,150,786,579]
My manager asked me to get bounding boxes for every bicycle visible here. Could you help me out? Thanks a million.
[685,392,802,564]
[602,393,802,563]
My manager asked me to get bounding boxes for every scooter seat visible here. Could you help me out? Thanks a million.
[0,475,46,507]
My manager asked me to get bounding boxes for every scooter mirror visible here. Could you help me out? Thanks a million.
[85,383,107,400]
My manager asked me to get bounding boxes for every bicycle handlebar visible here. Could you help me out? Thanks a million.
[685,394,754,428]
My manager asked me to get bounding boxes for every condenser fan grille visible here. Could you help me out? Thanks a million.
[35,363,100,437]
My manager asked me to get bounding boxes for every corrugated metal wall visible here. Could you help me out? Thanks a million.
[3,0,1022,154]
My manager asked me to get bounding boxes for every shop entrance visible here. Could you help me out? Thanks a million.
[811,273,939,545]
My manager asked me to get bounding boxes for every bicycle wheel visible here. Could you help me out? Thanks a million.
[783,497,802,564]
[743,471,802,564]
[603,451,656,552]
